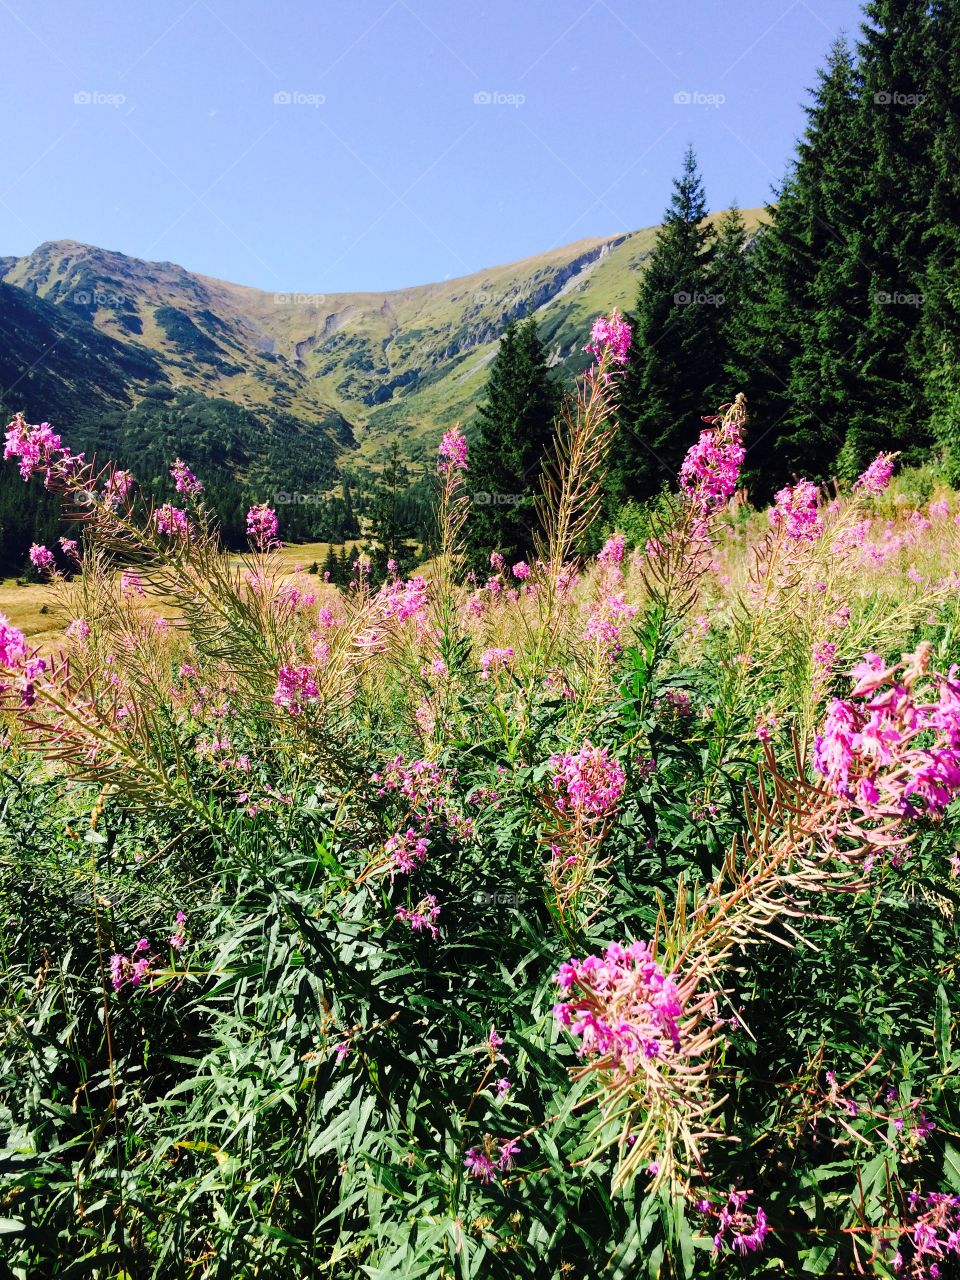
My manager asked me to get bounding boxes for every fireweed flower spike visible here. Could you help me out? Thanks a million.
[814,642,960,841]
[679,402,746,515]
[246,504,280,550]
[437,426,468,474]
[170,458,203,497]
[553,939,724,1189]
[584,309,631,366]
[853,450,900,496]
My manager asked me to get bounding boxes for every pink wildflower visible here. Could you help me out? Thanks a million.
[853,451,898,496]
[395,893,440,939]
[437,426,468,474]
[698,1190,770,1256]
[28,544,55,573]
[769,479,822,542]
[679,416,745,514]
[3,415,63,481]
[273,663,319,714]
[59,537,80,562]
[549,741,625,818]
[170,458,203,496]
[480,647,514,680]
[101,470,134,509]
[385,827,429,874]
[554,940,685,1069]
[246,504,280,549]
[511,560,530,581]
[152,504,190,538]
[598,532,626,567]
[584,308,631,365]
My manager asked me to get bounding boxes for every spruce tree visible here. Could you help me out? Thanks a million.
[727,38,866,492]
[705,203,750,410]
[613,147,719,503]
[920,0,960,478]
[364,443,419,582]
[467,316,561,563]
[839,0,933,475]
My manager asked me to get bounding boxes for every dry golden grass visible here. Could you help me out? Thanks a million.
[2,541,361,646]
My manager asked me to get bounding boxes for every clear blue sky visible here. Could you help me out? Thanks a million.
[1,0,865,293]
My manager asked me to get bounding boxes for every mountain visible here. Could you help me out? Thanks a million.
[0,210,764,470]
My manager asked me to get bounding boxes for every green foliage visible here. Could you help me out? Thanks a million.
[467,317,562,563]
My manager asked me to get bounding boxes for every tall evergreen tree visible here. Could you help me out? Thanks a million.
[839,0,933,475]
[467,316,561,562]
[705,203,750,410]
[727,38,866,492]
[364,443,419,582]
[612,147,719,502]
[919,0,960,478]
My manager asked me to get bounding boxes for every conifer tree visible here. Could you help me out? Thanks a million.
[839,0,933,475]
[613,147,719,502]
[727,39,866,491]
[467,316,561,562]
[919,0,960,478]
[364,443,419,582]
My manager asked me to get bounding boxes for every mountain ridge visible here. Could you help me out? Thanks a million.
[0,208,765,466]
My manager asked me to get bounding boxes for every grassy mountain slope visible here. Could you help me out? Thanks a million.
[1,209,765,468]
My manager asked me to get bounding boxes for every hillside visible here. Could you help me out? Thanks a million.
[1,209,765,467]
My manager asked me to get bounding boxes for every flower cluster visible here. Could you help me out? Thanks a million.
[384,827,429,874]
[853,450,898,496]
[379,575,429,624]
[170,458,203,496]
[554,940,683,1070]
[464,1135,521,1184]
[769,479,822,542]
[153,504,191,538]
[890,1191,960,1277]
[696,1189,770,1256]
[29,544,55,573]
[814,643,960,825]
[3,415,64,481]
[437,426,468,474]
[583,308,631,366]
[395,893,440,938]
[109,938,158,991]
[273,663,319,714]
[549,741,625,819]
[679,412,745,514]
[246,503,280,549]
[585,591,638,656]
[480,647,514,679]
